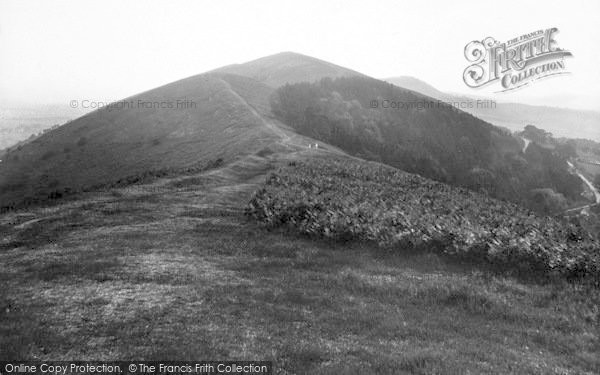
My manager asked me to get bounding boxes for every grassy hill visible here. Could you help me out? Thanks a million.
[1,150,598,373]
[214,51,364,88]
[0,52,365,211]
[1,51,599,371]
[2,53,588,214]
[0,73,287,210]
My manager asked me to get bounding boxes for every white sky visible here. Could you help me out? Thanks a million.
[1,0,599,110]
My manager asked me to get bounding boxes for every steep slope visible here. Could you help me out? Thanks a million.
[0,72,290,209]
[0,51,368,210]
[384,76,600,142]
[214,51,364,88]
[271,76,585,211]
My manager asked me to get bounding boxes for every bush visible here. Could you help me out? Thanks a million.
[40,150,56,160]
[246,158,600,284]
[77,137,87,147]
[529,188,567,214]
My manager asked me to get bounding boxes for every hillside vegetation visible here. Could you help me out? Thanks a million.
[0,53,366,212]
[247,157,599,284]
[2,54,589,217]
[0,73,280,210]
[2,50,599,372]
[1,152,599,373]
[271,76,585,212]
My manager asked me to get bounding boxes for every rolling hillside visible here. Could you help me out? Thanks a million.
[0,73,288,209]
[0,52,368,211]
[1,147,597,372]
[0,52,590,214]
[1,52,599,372]
[385,76,600,142]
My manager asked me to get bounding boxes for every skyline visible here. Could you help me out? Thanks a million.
[1,0,599,111]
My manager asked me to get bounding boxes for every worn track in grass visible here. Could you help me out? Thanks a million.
[0,148,599,374]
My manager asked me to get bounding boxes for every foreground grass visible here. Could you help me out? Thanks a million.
[1,155,599,374]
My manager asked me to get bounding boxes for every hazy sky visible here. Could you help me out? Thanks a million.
[1,0,599,111]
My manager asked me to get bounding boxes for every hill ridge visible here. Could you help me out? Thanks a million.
[213,51,365,87]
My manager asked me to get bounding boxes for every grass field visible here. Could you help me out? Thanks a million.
[1,152,599,374]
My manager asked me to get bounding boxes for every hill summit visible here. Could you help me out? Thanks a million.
[214,51,364,87]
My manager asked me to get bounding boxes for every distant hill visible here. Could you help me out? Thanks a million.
[384,77,600,142]
[470,102,600,142]
[0,73,285,208]
[384,76,448,100]
[214,51,364,87]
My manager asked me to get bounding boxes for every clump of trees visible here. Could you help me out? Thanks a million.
[521,124,553,145]
[529,188,567,214]
[270,77,583,213]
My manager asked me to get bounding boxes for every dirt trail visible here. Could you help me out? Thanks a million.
[221,79,293,146]
[564,161,600,213]
[520,136,531,153]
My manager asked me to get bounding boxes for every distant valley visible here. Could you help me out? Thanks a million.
[0,105,88,151]
[384,76,600,142]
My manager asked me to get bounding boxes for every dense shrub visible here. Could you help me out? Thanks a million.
[529,188,567,214]
[246,158,600,284]
[40,150,56,160]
